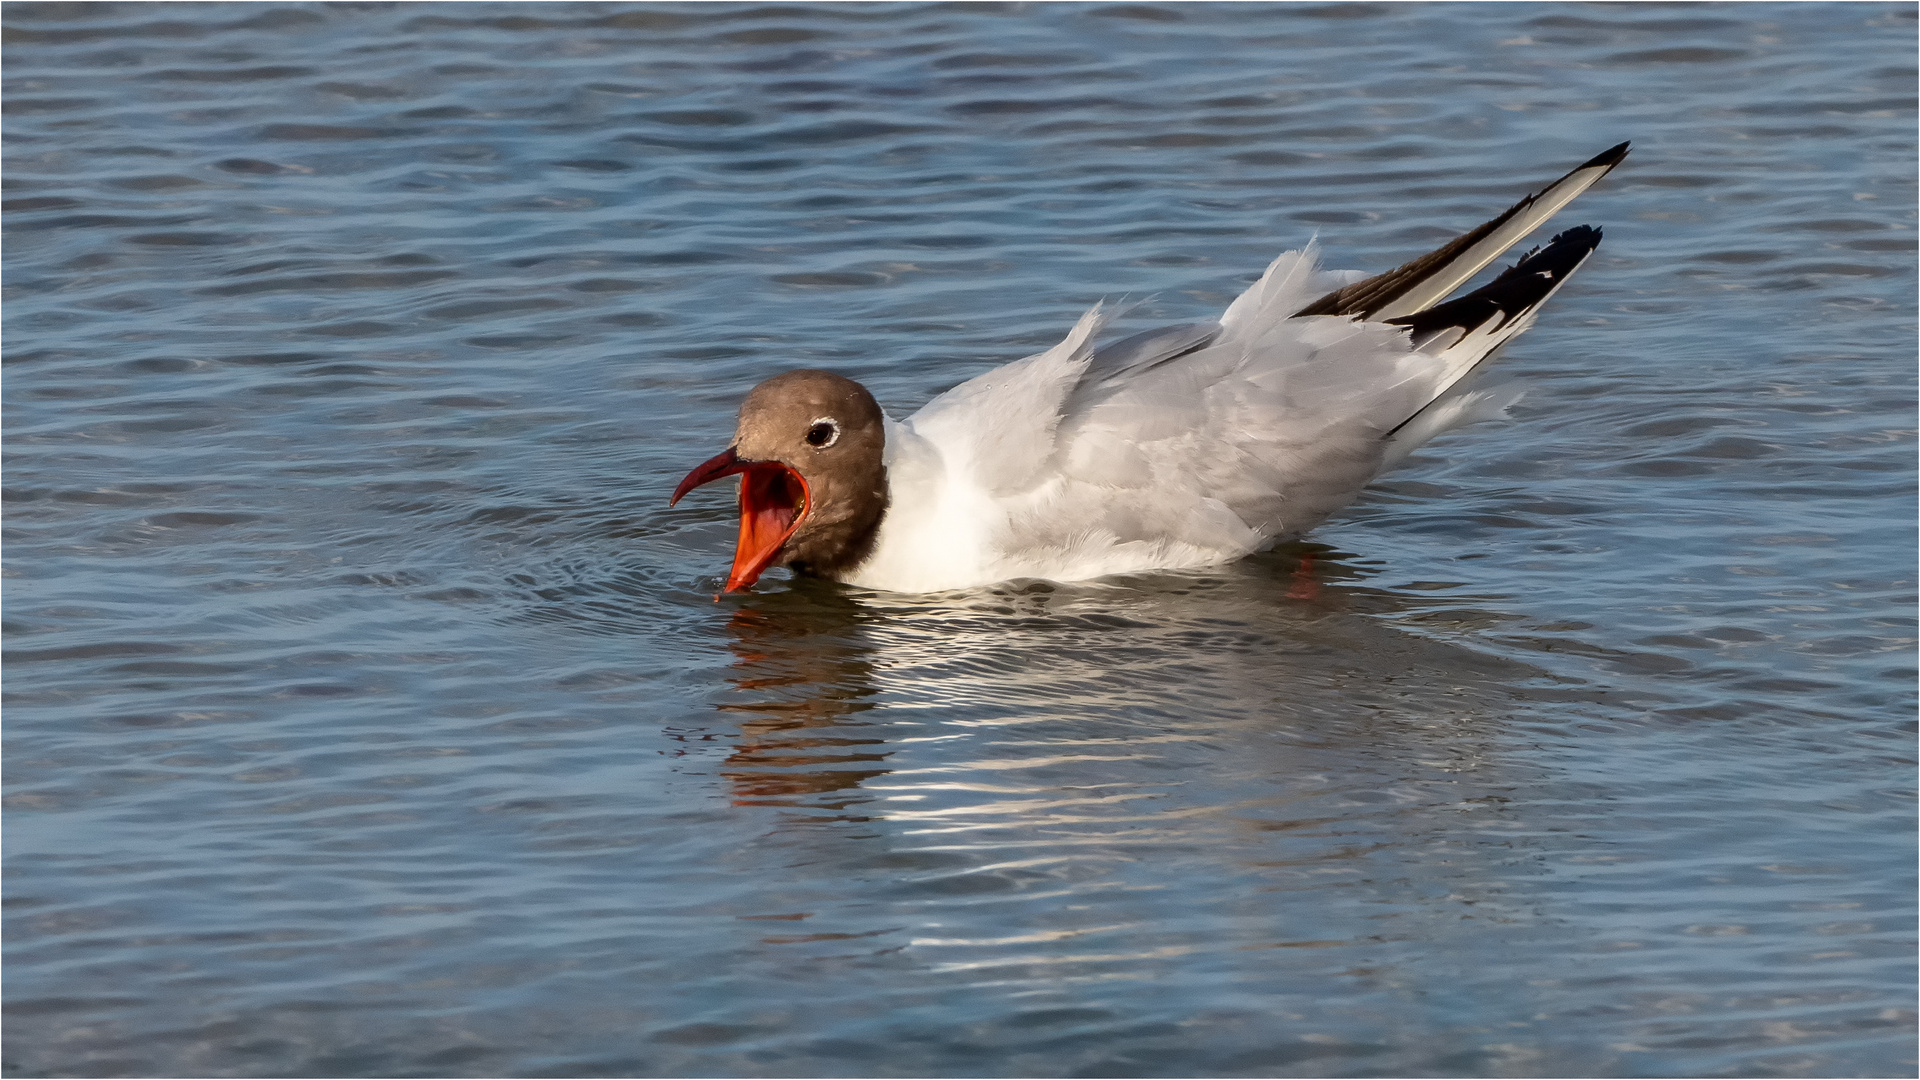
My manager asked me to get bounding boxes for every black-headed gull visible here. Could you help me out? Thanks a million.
[674,143,1630,593]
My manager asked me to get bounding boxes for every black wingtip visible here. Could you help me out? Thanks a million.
[1578,141,1632,173]
[1294,144,1629,321]
[1386,223,1604,339]
[1548,223,1603,250]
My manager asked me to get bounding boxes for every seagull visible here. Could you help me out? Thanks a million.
[673,142,1629,594]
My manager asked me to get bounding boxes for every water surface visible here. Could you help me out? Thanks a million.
[5,3,1915,1077]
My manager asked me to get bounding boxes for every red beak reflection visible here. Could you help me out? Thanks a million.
[671,447,811,593]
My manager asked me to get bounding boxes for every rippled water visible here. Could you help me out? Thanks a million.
[5,3,1915,1077]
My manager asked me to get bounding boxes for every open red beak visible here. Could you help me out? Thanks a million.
[671,447,811,593]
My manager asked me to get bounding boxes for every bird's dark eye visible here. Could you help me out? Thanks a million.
[805,419,839,448]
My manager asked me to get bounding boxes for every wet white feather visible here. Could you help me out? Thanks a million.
[845,246,1547,593]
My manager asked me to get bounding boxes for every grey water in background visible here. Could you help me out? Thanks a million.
[5,3,1914,1077]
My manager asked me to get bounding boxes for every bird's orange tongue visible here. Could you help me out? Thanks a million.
[670,447,810,594]
[726,462,808,592]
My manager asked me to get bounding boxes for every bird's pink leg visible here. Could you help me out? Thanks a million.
[1287,552,1320,601]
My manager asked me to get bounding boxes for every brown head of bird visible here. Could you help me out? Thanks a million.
[671,369,889,592]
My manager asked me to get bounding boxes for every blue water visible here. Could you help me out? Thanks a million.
[5,3,1914,1076]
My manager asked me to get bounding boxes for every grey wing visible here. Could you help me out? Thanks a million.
[1061,319,1220,420]
[1080,321,1219,387]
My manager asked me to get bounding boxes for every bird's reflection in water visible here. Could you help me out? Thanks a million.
[707,541,1542,818]
[695,544,1619,1018]
[716,585,889,809]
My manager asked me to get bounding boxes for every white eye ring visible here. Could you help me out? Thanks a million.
[805,417,840,448]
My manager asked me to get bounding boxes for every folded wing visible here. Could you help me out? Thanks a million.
[872,145,1625,588]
